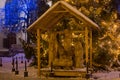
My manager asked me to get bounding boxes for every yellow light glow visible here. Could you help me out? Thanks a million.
[113,24,117,29]
[65,0,70,2]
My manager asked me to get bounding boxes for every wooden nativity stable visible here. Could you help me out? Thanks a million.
[27,1,99,77]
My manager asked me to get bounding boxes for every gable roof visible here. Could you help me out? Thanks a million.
[27,1,99,32]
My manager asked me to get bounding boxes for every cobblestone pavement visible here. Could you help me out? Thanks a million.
[1,53,120,80]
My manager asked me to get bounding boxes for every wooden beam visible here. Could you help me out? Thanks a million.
[56,30,85,34]
[37,29,40,77]
[60,1,99,30]
[90,29,92,68]
[85,27,88,63]
[53,10,68,13]
[85,27,88,73]
[46,13,65,30]
[48,33,54,67]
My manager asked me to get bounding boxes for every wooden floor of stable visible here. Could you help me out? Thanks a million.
[40,68,86,77]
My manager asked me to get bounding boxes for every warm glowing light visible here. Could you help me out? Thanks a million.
[65,0,70,2]
[113,24,117,29]
[101,21,107,26]
[108,41,111,44]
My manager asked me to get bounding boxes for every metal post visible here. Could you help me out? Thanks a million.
[27,59,29,63]
[15,57,19,75]
[21,56,23,63]
[24,60,28,77]
[0,57,2,67]
[37,29,41,77]
[12,57,15,72]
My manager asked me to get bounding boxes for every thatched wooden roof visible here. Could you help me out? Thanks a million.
[27,1,99,32]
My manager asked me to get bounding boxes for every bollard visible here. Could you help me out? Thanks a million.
[0,57,2,67]
[15,57,19,75]
[86,73,90,79]
[27,59,29,63]
[12,57,15,72]
[24,60,28,77]
[21,56,23,63]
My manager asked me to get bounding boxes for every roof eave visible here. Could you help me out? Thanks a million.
[27,1,100,33]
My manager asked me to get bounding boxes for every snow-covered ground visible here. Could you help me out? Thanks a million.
[92,71,120,80]
[0,53,38,78]
[1,53,120,80]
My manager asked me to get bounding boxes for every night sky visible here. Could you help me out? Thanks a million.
[113,0,120,13]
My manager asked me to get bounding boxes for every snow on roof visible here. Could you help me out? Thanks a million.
[27,1,99,32]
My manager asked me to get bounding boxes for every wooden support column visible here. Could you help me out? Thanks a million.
[90,30,92,68]
[37,29,40,76]
[85,27,88,64]
[85,27,89,73]
[48,33,56,67]
[48,33,53,67]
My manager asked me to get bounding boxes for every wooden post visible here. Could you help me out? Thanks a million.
[48,33,52,67]
[85,27,89,73]
[90,30,92,68]
[37,29,40,76]
[85,27,88,65]
[48,33,56,67]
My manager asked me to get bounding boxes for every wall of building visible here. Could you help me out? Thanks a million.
[0,32,6,48]
[0,31,26,49]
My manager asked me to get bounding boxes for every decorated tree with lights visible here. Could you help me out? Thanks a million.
[20,0,120,68]
[51,0,120,70]
[17,0,118,69]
